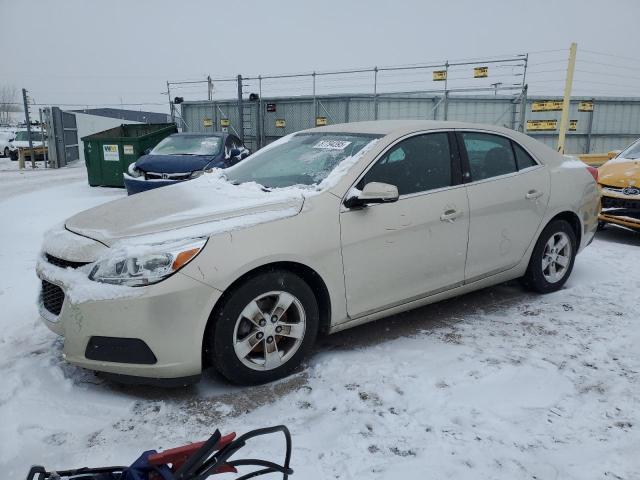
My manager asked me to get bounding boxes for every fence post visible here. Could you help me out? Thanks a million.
[312,72,317,124]
[373,67,378,120]
[586,97,595,153]
[237,74,244,142]
[519,84,528,132]
[258,75,263,148]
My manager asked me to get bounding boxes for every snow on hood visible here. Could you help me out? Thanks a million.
[65,172,306,246]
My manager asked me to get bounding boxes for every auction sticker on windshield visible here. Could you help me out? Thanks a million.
[313,140,352,150]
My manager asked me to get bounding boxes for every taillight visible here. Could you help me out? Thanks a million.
[586,166,598,182]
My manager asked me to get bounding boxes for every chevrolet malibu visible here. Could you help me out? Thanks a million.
[37,120,600,386]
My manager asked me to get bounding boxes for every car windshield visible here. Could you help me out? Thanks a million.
[224,132,381,188]
[151,135,222,156]
[15,131,44,141]
[619,140,640,160]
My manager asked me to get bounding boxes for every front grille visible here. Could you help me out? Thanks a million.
[602,196,640,210]
[145,171,191,181]
[45,253,89,269]
[41,280,65,316]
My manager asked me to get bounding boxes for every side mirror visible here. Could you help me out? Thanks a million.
[607,149,622,159]
[8,139,13,142]
[344,182,399,209]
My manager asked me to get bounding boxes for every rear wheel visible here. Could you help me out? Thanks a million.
[205,270,319,385]
[3,147,8,158]
[521,219,577,293]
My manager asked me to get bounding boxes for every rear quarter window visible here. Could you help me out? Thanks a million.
[513,142,538,169]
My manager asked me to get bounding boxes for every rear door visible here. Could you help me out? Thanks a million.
[340,131,470,318]
[457,131,550,282]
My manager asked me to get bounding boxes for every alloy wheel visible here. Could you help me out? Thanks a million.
[233,291,306,371]
[541,231,572,283]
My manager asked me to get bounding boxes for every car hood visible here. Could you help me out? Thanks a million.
[598,158,640,188]
[65,174,305,246]
[135,154,220,173]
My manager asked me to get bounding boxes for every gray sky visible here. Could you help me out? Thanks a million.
[3,0,639,114]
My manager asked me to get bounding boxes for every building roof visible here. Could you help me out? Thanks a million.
[71,108,171,124]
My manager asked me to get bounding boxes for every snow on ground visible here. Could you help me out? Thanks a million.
[1,163,639,479]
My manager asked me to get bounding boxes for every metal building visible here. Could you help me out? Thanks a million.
[180,94,640,154]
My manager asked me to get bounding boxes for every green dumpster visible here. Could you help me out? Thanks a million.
[82,123,177,187]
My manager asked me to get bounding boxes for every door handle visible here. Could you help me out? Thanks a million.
[440,209,462,222]
[525,190,543,200]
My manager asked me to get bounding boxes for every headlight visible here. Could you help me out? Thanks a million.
[127,163,141,177]
[88,238,207,286]
[190,170,204,179]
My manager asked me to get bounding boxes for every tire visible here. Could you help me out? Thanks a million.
[205,269,319,385]
[521,219,577,293]
[3,147,8,158]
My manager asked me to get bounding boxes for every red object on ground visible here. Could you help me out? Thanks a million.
[148,432,237,475]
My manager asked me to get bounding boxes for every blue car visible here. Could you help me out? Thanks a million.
[124,132,250,195]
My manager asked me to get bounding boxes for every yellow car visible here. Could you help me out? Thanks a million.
[598,138,640,231]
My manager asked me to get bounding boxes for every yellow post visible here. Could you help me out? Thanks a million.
[557,42,577,154]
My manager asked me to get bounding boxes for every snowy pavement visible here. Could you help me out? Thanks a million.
[1,164,639,479]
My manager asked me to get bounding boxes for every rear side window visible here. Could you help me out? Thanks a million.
[513,142,538,169]
[461,132,517,181]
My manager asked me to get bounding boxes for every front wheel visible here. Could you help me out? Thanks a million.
[205,270,319,385]
[521,220,577,293]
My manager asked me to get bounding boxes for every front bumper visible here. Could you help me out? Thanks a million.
[123,173,191,195]
[599,186,640,230]
[37,258,222,380]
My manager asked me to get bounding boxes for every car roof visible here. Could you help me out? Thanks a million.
[304,119,517,137]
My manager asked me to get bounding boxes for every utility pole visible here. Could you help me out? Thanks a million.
[39,108,48,168]
[21,88,34,169]
[207,75,213,101]
[166,81,175,124]
[557,42,577,154]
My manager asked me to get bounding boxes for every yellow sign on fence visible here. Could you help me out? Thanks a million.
[275,119,286,128]
[569,119,578,131]
[532,101,563,112]
[474,66,488,78]
[315,116,328,126]
[527,120,558,131]
[433,70,447,81]
[220,118,230,127]
[203,118,213,128]
[578,101,594,112]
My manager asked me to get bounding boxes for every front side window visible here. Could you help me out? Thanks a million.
[360,132,453,196]
[225,132,381,188]
[151,135,222,156]
[462,132,517,181]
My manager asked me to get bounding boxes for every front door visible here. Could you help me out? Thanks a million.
[458,131,550,282]
[340,132,470,318]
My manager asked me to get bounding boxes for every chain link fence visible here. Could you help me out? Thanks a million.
[175,54,640,154]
